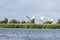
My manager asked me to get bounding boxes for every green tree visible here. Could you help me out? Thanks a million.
[21,21,25,23]
[9,19,17,23]
[4,18,8,23]
[0,18,8,24]
[17,20,20,23]
[57,19,60,24]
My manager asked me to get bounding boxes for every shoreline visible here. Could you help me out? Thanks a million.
[0,24,60,28]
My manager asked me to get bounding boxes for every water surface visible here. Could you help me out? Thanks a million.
[0,28,60,40]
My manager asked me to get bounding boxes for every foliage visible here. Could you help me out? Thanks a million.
[57,19,60,24]
[4,18,8,23]
[21,21,25,23]
[17,20,20,23]
[9,19,18,23]
[0,18,8,24]
[0,24,60,29]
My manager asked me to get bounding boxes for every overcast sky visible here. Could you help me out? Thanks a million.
[0,0,60,23]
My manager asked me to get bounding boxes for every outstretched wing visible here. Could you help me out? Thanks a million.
[26,16,31,20]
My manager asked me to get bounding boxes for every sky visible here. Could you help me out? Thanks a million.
[0,0,60,24]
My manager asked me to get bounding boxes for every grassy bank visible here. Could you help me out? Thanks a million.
[0,24,60,28]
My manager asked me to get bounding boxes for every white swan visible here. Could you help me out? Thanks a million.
[40,17,45,22]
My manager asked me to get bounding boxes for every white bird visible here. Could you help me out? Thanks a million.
[47,17,53,22]
[50,19,53,22]
[40,17,45,22]
[31,16,35,20]
[47,17,50,21]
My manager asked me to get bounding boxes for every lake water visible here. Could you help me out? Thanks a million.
[0,28,60,40]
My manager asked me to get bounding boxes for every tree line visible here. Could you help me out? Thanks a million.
[0,18,60,24]
[0,18,35,24]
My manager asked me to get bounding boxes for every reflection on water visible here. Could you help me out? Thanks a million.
[0,28,60,40]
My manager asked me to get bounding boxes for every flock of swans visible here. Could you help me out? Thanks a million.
[26,16,53,22]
